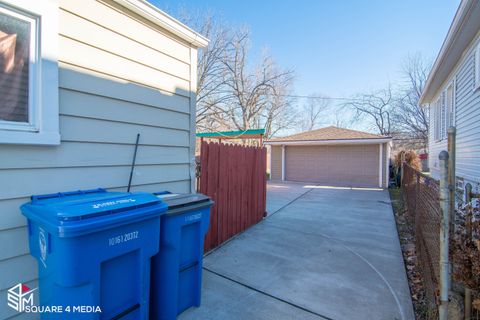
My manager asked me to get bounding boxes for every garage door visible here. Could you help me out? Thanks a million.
[285,145,379,187]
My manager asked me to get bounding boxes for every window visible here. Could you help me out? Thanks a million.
[446,82,455,129]
[440,92,446,139]
[0,5,35,126]
[0,0,58,145]
[433,97,441,141]
[432,80,455,141]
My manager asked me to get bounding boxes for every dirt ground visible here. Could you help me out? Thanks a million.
[390,188,428,320]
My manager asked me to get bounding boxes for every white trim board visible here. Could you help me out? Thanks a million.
[378,143,383,188]
[111,0,209,48]
[0,0,60,145]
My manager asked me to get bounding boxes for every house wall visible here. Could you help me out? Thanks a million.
[428,30,480,189]
[0,1,198,318]
[270,146,283,180]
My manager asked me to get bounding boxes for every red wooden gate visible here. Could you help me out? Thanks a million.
[198,140,267,251]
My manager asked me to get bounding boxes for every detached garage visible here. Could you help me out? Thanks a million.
[266,126,392,188]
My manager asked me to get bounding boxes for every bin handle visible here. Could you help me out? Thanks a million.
[153,191,172,196]
[31,188,107,202]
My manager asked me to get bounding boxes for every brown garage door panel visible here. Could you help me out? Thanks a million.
[285,145,379,187]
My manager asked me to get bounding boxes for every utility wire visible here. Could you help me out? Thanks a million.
[262,93,365,102]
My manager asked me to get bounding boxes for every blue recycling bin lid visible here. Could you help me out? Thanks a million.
[21,188,168,237]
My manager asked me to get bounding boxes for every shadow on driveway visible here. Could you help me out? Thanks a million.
[179,182,414,320]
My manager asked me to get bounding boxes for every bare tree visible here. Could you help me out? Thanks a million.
[394,53,431,149]
[182,13,295,138]
[332,107,353,128]
[261,83,297,138]
[221,30,295,138]
[343,85,395,136]
[182,14,231,131]
[300,94,330,131]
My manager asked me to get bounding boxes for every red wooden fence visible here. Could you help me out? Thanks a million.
[198,141,267,252]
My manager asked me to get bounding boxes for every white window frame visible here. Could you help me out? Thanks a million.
[0,0,59,145]
[433,97,441,141]
[440,91,446,139]
[445,80,455,130]
[475,42,480,91]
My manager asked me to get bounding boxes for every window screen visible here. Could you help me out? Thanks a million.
[0,8,30,123]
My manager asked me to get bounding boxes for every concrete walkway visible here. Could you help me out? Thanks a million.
[180,182,414,320]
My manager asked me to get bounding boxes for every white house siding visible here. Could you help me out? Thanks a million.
[428,31,480,190]
[0,1,199,318]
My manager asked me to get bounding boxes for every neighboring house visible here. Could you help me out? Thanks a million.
[265,126,392,188]
[0,0,208,318]
[420,0,480,190]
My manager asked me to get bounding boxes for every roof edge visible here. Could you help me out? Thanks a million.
[265,138,392,146]
[197,129,265,138]
[420,0,477,105]
[111,0,209,48]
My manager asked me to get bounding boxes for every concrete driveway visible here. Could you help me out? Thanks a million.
[180,182,414,320]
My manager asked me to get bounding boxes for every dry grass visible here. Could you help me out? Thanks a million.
[394,150,422,171]
[390,187,428,319]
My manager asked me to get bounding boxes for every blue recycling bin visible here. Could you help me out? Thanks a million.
[150,193,213,320]
[21,188,167,320]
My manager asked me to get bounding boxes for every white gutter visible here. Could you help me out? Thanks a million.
[112,0,209,48]
[265,138,392,146]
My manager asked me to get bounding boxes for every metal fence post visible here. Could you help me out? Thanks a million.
[464,183,473,320]
[400,152,405,186]
[438,150,450,320]
[447,127,456,232]
[414,173,420,225]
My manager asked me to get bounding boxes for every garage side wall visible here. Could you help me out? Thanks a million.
[270,146,283,180]
[0,2,198,318]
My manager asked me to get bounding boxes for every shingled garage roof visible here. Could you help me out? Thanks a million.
[267,126,389,143]
[266,126,391,188]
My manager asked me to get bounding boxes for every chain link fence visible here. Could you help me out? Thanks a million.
[402,162,480,319]
[402,164,441,319]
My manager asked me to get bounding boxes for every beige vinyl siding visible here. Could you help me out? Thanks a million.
[270,146,283,180]
[428,32,480,184]
[0,1,198,318]
[59,0,191,63]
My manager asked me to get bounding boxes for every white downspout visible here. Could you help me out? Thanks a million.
[385,143,390,188]
[281,145,286,181]
[378,143,383,188]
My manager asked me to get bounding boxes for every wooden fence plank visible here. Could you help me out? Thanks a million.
[200,141,266,252]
